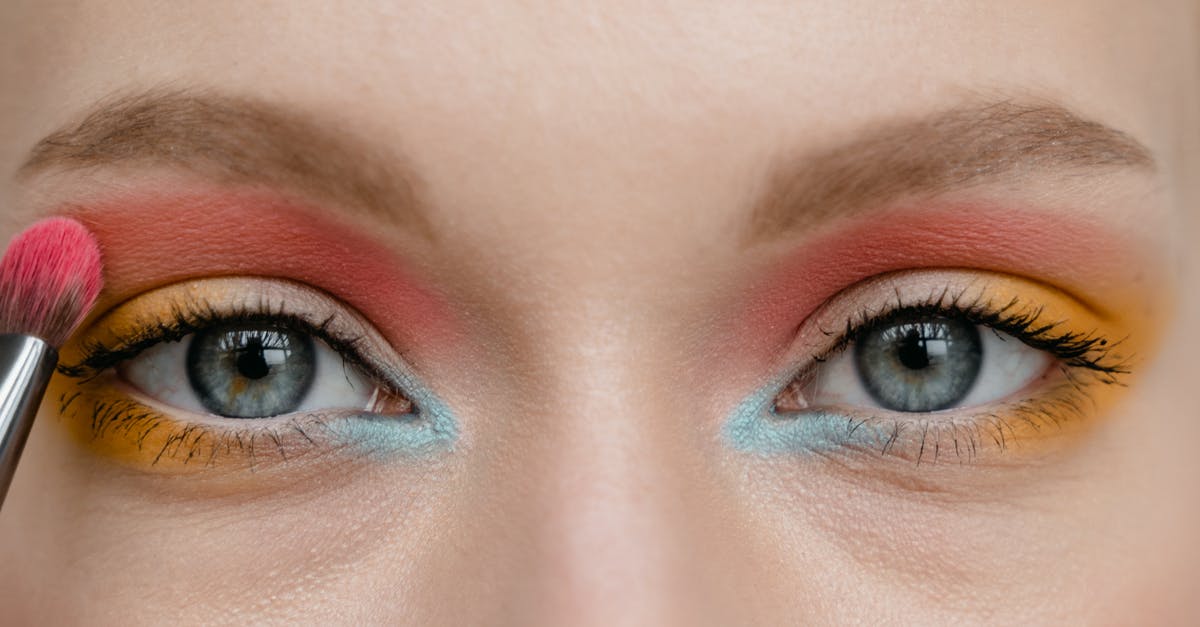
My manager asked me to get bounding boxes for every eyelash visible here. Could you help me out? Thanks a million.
[60,299,398,395]
[770,289,1128,464]
[814,292,1127,377]
[57,394,341,468]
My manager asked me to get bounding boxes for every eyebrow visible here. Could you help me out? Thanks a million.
[17,89,433,239]
[20,92,1154,248]
[747,101,1155,243]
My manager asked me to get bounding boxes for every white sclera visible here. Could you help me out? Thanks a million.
[808,327,1053,411]
[118,335,376,416]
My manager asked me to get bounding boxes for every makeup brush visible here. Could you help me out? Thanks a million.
[0,218,102,508]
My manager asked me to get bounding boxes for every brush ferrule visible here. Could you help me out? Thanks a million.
[0,334,58,507]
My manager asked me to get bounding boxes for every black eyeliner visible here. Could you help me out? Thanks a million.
[57,298,403,397]
[815,293,1129,382]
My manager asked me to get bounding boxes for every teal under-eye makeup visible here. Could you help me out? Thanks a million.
[724,271,1132,465]
[312,353,459,459]
[725,375,857,455]
[53,277,459,472]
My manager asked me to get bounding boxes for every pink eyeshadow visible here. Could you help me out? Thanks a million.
[62,189,461,363]
[723,203,1158,370]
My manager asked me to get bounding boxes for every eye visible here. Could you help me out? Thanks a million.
[118,322,383,419]
[58,277,458,472]
[795,312,1051,413]
[725,270,1130,464]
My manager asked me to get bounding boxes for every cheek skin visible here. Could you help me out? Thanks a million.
[60,188,464,368]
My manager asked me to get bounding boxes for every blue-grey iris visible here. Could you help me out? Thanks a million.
[186,324,316,418]
[853,315,982,412]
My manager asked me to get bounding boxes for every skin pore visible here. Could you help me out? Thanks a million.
[1,1,1198,624]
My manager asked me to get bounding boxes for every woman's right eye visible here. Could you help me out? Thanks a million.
[56,277,458,473]
[118,322,394,419]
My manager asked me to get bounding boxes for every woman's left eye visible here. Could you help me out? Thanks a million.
[725,271,1129,465]
[787,313,1051,414]
[117,322,380,419]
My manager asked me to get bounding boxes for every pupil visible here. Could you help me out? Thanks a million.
[186,324,317,418]
[853,314,983,413]
[896,329,930,370]
[236,339,271,380]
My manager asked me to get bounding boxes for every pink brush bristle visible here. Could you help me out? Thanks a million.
[0,218,103,348]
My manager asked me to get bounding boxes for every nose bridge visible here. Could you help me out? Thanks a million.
[539,420,677,624]
[509,323,718,626]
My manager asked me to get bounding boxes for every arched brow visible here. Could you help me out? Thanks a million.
[747,100,1155,244]
[17,88,434,240]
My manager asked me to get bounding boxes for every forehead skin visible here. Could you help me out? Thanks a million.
[0,1,1198,624]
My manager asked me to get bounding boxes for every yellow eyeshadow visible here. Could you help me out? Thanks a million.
[937,277,1147,436]
[57,280,244,367]
[980,271,1167,351]
[49,378,315,474]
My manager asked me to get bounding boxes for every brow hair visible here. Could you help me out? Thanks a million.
[19,88,432,238]
[748,101,1155,242]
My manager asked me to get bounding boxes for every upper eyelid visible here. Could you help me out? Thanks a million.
[58,277,413,399]
[62,310,367,379]
[817,297,1121,370]
[784,269,1126,374]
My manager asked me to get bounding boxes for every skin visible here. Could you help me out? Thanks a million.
[0,1,1198,624]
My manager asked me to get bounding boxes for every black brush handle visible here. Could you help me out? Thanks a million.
[0,334,57,509]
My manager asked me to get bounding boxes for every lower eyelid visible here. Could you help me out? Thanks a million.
[52,375,457,475]
[727,375,1096,467]
[56,382,315,472]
